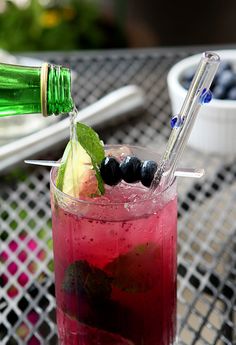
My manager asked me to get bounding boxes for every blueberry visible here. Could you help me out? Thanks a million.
[140,160,158,187]
[182,61,236,100]
[100,157,122,186]
[211,61,232,86]
[119,156,142,183]
[227,87,236,100]
[217,70,236,89]
[216,61,232,75]
[212,84,227,99]
[181,80,191,90]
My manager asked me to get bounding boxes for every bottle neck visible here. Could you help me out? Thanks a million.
[42,63,74,116]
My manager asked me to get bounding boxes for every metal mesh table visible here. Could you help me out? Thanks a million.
[1,48,236,344]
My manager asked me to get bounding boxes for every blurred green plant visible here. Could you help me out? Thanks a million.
[0,0,107,51]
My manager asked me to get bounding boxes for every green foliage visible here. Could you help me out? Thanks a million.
[0,0,106,51]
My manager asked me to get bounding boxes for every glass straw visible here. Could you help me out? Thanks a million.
[150,51,220,193]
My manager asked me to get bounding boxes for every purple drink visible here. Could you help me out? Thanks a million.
[50,146,177,345]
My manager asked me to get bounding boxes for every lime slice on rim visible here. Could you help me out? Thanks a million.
[56,122,105,198]
[56,140,98,198]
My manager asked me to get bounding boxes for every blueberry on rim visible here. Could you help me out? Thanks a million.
[119,156,142,183]
[140,160,158,187]
[100,154,158,188]
[100,157,122,186]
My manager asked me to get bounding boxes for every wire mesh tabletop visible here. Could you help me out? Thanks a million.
[1,48,236,345]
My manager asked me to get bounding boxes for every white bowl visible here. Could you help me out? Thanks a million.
[167,50,236,155]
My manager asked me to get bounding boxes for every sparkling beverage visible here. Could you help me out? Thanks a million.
[51,147,177,345]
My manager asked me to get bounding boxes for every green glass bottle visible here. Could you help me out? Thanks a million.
[0,62,74,117]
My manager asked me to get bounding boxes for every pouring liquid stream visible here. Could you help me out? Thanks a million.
[69,107,79,196]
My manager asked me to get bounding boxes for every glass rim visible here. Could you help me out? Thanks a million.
[50,144,177,207]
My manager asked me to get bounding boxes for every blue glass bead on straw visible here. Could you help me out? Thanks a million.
[170,114,184,128]
[171,89,213,128]
[200,88,212,104]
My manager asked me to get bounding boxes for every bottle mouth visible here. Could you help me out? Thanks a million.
[40,63,49,117]
[40,63,74,116]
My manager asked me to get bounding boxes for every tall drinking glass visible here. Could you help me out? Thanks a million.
[50,145,177,345]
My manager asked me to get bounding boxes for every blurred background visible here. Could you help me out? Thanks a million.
[1,0,236,52]
[1,2,236,345]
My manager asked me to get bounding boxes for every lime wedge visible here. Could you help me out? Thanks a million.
[56,140,98,198]
[56,122,105,198]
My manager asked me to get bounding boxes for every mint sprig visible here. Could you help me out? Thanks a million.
[62,244,158,341]
[63,243,159,299]
[62,260,132,336]
[105,243,159,293]
[76,122,105,195]
[62,260,112,301]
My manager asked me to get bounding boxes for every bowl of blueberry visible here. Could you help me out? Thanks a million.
[167,50,236,155]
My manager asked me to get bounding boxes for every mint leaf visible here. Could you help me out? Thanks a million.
[62,260,112,301]
[62,260,133,338]
[105,243,159,293]
[63,244,159,298]
[76,122,105,194]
